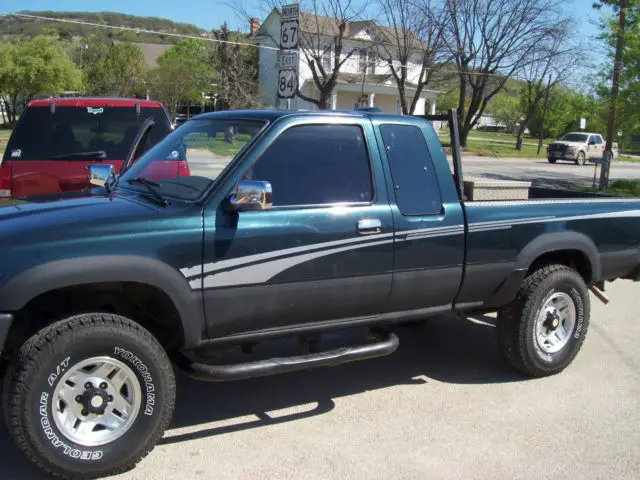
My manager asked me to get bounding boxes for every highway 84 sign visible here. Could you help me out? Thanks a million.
[277,69,297,99]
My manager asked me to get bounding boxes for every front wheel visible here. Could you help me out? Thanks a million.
[575,151,586,165]
[497,265,590,377]
[2,313,176,479]
[548,157,557,164]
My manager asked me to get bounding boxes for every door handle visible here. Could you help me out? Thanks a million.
[357,218,382,235]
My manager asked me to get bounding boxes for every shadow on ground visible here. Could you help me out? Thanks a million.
[0,314,528,478]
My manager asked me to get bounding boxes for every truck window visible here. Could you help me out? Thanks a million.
[245,124,373,207]
[379,124,442,215]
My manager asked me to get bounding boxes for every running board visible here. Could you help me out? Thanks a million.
[176,329,399,382]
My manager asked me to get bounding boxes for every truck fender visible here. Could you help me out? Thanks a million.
[514,231,601,283]
[0,255,205,349]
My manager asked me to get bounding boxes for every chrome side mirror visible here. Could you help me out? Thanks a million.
[229,179,273,211]
[87,163,115,187]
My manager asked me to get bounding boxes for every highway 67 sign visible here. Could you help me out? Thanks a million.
[278,4,300,100]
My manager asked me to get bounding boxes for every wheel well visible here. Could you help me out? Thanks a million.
[2,282,184,359]
[528,250,593,284]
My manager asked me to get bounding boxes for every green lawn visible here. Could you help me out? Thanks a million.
[440,138,547,158]
[0,128,11,156]
[582,180,640,197]
[616,155,640,162]
[184,132,252,157]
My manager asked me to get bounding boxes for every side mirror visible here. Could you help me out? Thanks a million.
[589,140,596,145]
[87,163,115,187]
[229,180,273,211]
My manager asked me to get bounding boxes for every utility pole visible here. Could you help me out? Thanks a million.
[537,74,553,155]
[600,0,628,190]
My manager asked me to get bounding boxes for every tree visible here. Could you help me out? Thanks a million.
[492,94,523,134]
[0,36,84,124]
[84,41,146,97]
[294,0,367,109]
[514,25,577,150]
[375,0,450,114]
[444,0,565,147]
[146,39,217,120]
[213,23,259,109]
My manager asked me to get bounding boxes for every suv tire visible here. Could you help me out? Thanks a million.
[497,265,590,377]
[2,313,175,479]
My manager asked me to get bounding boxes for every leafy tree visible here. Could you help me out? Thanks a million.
[146,39,217,120]
[492,94,523,134]
[0,36,84,124]
[84,41,146,97]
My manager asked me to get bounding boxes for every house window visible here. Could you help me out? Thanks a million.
[358,49,375,74]
[321,47,332,72]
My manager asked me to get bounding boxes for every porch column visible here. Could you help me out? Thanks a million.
[369,92,375,107]
[330,92,338,110]
[430,99,436,115]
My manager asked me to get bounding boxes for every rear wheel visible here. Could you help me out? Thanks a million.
[497,265,590,377]
[575,151,586,165]
[2,313,176,479]
[548,157,556,164]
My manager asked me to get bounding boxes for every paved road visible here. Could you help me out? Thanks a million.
[2,279,639,480]
[456,156,640,189]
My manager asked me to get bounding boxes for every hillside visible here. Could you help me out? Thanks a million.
[0,11,208,44]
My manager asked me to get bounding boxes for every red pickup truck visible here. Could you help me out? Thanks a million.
[0,97,181,199]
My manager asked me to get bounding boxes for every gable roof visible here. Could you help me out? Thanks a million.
[255,9,422,48]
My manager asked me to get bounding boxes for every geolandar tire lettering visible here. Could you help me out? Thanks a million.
[2,313,176,480]
[497,265,590,377]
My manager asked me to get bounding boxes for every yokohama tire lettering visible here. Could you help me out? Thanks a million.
[113,347,156,415]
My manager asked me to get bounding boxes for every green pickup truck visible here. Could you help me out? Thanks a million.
[0,109,639,479]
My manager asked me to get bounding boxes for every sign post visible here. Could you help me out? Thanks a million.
[277,4,300,106]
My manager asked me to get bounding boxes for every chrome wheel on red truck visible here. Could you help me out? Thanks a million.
[1,313,175,480]
[496,265,590,377]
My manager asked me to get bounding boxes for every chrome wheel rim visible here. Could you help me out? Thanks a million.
[52,356,142,447]
[535,292,576,354]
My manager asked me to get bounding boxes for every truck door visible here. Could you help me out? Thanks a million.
[374,121,465,312]
[201,119,394,337]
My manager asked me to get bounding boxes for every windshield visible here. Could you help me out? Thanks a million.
[3,105,172,162]
[118,118,266,201]
[560,133,589,142]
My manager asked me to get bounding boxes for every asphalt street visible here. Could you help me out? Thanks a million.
[185,154,640,190]
[1,279,639,480]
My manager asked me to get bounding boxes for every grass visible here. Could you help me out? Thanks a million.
[0,127,11,156]
[440,138,546,158]
[581,179,640,197]
[616,155,640,162]
[184,132,252,157]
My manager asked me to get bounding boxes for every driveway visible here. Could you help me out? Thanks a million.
[1,279,639,479]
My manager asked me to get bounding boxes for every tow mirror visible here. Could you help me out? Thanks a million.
[87,163,115,187]
[229,180,273,211]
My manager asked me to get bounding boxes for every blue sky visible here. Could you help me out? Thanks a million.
[1,0,609,40]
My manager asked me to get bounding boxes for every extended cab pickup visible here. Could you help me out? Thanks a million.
[0,109,639,479]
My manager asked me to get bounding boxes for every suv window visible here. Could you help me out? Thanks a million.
[245,124,373,207]
[380,124,442,215]
[4,106,171,162]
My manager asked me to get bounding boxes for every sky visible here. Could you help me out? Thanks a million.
[0,0,609,39]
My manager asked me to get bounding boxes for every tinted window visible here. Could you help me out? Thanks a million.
[595,136,603,145]
[380,124,442,215]
[245,124,373,206]
[4,106,171,161]
[560,133,589,142]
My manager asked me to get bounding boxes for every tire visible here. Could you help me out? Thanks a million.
[2,313,176,479]
[575,151,586,165]
[548,157,556,164]
[496,265,590,377]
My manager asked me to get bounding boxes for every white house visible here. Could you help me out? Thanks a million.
[252,10,439,115]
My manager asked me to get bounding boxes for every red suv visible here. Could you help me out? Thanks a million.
[0,97,183,199]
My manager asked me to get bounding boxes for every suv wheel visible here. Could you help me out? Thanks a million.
[496,265,590,377]
[2,313,176,479]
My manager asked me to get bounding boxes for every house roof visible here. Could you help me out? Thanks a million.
[255,9,422,48]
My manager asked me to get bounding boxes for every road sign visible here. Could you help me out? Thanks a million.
[580,117,586,130]
[278,4,299,102]
[277,69,297,99]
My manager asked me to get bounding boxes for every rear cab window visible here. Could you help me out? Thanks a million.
[379,124,442,215]
[3,104,172,162]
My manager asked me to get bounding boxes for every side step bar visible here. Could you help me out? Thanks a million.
[177,329,399,382]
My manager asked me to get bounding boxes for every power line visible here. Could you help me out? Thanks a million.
[2,12,281,51]
[0,11,564,82]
